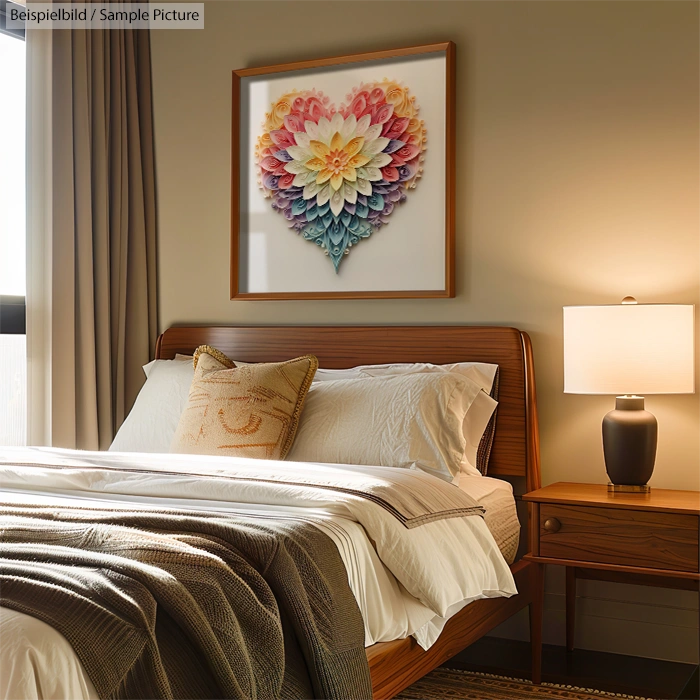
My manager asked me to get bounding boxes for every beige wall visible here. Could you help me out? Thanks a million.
[151,1,699,662]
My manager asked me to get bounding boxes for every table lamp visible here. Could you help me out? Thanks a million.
[563,298,695,493]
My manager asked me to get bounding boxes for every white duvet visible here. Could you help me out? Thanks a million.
[0,447,517,700]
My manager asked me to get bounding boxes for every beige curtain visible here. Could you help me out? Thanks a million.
[27,23,157,450]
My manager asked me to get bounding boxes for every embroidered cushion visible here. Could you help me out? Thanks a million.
[171,347,317,460]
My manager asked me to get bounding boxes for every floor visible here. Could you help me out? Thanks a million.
[445,637,699,700]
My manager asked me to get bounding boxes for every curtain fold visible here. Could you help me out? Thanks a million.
[27,17,157,450]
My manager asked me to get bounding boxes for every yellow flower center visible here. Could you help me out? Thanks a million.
[325,149,350,175]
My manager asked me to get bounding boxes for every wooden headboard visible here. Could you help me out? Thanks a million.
[156,325,541,492]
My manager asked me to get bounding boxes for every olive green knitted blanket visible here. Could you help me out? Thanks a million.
[0,503,371,700]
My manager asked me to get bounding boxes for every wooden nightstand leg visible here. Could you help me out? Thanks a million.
[530,562,544,685]
[565,566,576,652]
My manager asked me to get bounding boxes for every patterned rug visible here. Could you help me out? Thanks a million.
[395,668,653,700]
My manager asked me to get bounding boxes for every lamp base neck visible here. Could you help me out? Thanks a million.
[615,395,645,411]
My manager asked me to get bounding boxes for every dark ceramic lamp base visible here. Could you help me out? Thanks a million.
[602,396,657,492]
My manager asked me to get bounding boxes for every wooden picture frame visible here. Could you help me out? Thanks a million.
[231,42,456,300]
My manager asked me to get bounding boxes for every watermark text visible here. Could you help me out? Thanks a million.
[6,3,204,29]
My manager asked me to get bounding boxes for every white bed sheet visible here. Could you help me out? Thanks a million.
[0,452,518,700]
[411,475,520,648]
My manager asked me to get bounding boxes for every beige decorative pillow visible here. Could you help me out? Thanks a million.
[171,349,318,460]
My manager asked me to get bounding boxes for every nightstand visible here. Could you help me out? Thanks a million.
[522,482,700,682]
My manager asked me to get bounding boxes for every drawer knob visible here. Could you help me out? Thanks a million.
[543,517,561,533]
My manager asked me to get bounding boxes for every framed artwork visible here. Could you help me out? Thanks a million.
[231,42,455,300]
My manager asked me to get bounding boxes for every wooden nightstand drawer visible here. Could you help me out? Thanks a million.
[539,504,699,572]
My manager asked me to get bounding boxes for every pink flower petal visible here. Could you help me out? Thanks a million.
[270,130,297,149]
[371,103,394,125]
[260,155,282,172]
[278,173,295,189]
[350,94,368,119]
[369,87,385,105]
[381,166,399,182]
[283,115,303,133]
[383,117,410,140]
[396,143,420,161]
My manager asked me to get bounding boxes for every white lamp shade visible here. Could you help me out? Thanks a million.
[563,303,695,395]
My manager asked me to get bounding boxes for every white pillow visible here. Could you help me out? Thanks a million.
[459,390,498,475]
[286,372,481,482]
[313,362,498,477]
[109,357,194,453]
[314,361,498,393]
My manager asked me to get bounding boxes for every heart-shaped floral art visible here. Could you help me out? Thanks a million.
[255,81,426,272]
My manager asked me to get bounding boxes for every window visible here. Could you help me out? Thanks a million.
[0,8,26,446]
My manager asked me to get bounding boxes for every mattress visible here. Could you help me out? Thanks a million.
[0,455,518,700]
[459,474,520,566]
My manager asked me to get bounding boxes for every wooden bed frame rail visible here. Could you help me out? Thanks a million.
[155,325,542,698]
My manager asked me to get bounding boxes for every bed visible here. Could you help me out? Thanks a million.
[156,324,544,697]
[0,325,542,700]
